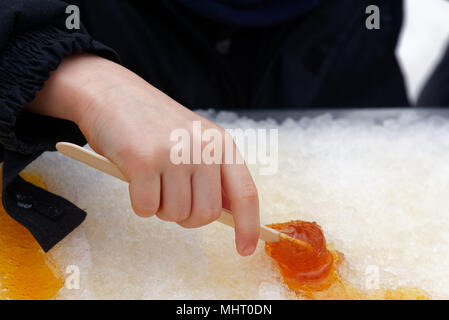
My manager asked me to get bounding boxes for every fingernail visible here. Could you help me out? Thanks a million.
[241,244,256,256]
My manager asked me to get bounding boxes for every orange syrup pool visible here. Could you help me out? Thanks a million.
[265,220,429,300]
[0,172,63,300]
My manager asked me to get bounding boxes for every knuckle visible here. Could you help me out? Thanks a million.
[117,147,161,179]
[133,156,159,174]
[174,192,191,222]
[115,143,139,165]
[158,204,190,222]
[194,206,221,226]
[129,183,160,218]
[238,183,258,202]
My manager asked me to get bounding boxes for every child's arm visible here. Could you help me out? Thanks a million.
[27,53,260,256]
[0,0,122,251]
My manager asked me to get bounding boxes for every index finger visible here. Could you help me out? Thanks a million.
[221,152,260,256]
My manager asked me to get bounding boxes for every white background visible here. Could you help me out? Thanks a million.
[397,0,449,103]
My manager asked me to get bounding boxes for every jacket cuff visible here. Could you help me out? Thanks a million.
[0,25,119,155]
[0,25,119,251]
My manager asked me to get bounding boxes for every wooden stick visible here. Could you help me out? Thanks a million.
[56,142,128,182]
[56,142,308,247]
[217,208,280,243]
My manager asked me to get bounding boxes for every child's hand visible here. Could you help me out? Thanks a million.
[27,54,260,256]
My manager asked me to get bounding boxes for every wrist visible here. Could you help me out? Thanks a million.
[57,54,115,126]
[26,53,120,128]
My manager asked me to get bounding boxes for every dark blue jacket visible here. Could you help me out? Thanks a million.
[174,0,321,27]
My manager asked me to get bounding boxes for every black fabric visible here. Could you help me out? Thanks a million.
[0,0,409,251]
[0,0,119,251]
[76,0,409,110]
[172,0,322,27]
[0,25,116,156]
[418,44,449,107]
[2,150,86,252]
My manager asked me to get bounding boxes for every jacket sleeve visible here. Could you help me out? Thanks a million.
[0,0,119,251]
